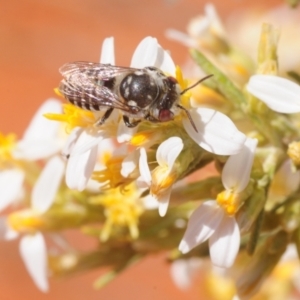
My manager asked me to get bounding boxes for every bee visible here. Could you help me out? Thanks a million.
[58,62,212,132]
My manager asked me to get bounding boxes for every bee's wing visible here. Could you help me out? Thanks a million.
[59,73,133,112]
[59,61,138,80]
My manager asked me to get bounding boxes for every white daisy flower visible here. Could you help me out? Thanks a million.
[0,99,64,213]
[139,136,184,217]
[179,138,257,268]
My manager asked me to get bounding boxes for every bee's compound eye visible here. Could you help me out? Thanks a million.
[158,109,174,122]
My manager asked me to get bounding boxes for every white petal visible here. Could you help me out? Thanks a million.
[22,99,62,141]
[269,159,300,199]
[0,169,24,211]
[117,121,137,143]
[100,37,115,65]
[69,129,104,156]
[142,194,159,209]
[188,15,210,37]
[247,75,300,113]
[121,150,139,178]
[165,29,198,48]
[209,216,240,268]
[204,3,225,37]
[156,137,183,169]
[19,233,49,292]
[130,36,158,68]
[13,140,62,161]
[222,138,257,193]
[281,160,300,194]
[62,127,82,158]
[183,108,246,155]
[136,175,151,190]
[32,156,65,213]
[179,201,224,254]
[66,144,98,191]
[156,45,176,75]
[13,99,63,160]
[157,188,172,217]
[139,148,152,185]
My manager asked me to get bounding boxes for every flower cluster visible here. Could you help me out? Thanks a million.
[1,3,300,299]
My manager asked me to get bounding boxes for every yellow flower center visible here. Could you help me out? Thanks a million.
[89,183,143,241]
[92,156,132,189]
[175,66,192,108]
[0,132,17,163]
[216,190,238,215]
[151,165,177,195]
[44,103,96,133]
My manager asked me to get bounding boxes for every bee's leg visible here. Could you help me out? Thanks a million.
[144,114,158,123]
[94,108,114,126]
[123,115,141,128]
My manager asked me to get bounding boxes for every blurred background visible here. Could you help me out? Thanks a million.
[0,0,285,299]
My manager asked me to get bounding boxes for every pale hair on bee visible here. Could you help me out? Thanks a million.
[58,62,213,132]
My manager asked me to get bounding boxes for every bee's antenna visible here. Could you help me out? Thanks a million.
[176,104,198,133]
[180,74,213,95]
[178,74,213,132]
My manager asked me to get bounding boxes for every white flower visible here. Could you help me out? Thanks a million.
[0,99,63,212]
[139,136,184,217]
[179,200,240,268]
[247,74,300,113]
[0,218,49,292]
[64,35,246,191]
[133,36,246,155]
[179,138,257,268]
